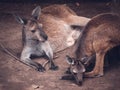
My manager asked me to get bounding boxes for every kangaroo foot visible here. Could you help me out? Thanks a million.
[84,71,103,78]
[37,64,46,72]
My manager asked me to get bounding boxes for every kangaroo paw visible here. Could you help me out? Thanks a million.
[49,65,59,70]
[37,64,46,72]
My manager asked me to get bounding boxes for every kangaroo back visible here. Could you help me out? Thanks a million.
[42,4,76,18]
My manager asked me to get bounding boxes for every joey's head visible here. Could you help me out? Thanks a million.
[14,6,48,42]
[66,55,86,85]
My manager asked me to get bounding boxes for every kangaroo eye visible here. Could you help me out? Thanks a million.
[31,30,36,33]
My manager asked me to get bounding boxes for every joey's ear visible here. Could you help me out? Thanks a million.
[66,55,74,65]
[32,6,41,20]
[13,14,27,25]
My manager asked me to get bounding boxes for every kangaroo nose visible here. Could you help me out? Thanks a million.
[42,34,48,41]
[40,30,48,41]
[44,35,48,40]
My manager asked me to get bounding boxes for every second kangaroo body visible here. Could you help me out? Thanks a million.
[64,13,120,84]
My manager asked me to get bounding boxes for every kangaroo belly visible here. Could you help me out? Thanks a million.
[49,39,68,53]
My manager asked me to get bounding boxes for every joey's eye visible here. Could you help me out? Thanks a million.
[31,30,36,33]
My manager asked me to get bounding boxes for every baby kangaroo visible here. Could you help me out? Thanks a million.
[15,6,58,72]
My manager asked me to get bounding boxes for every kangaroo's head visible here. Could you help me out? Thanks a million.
[66,55,86,85]
[14,6,48,42]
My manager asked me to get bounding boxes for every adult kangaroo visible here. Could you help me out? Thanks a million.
[39,4,90,52]
[15,6,58,72]
[65,13,120,80]
[14,4,90,72]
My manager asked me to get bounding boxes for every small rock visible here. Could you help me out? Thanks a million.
[32,84,39,89]
[70,83,77,86]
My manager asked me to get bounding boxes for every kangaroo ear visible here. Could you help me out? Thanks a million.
[32,6,41,20]
[78,61,86,72]
[66,55,74,65]
[13,14,27,25]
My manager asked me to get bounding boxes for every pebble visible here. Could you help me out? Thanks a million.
[32,84,39,89]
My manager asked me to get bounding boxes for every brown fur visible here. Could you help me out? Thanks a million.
[74,13,120,77]
[38,4,90,53]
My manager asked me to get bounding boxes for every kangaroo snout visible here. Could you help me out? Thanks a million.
[35,30,48,42]
[42,33,48,41]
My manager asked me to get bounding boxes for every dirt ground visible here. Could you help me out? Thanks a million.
[0,2,120,90]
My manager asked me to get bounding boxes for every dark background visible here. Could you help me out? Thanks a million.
[0,0,113,3]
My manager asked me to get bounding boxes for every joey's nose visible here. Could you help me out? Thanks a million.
[76,72,83,86]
